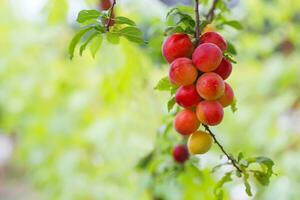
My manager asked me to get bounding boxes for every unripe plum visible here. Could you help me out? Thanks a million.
[188,131,213,154]
[162,33,195,63]
[218,82,234,107]
[172,145,189,163]
[192,43,223,72]
[196,100,224,126]
[175,85,202,108]
[174,109,200,135]
[213,58,232,80]
[200,32,228,52]
[169,58,198,86]
[196,72,225,100]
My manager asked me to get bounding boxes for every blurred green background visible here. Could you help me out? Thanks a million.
[0,0,300,199]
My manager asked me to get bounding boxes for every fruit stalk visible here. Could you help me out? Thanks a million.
[106,0,116,31]
[203,124,242,172]
[194,0,201,46]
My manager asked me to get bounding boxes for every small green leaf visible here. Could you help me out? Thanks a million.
[167,97,176,112]
[230,98,238,113]
[243,172,253,196]
[223,20,243,30]
[115,16,136,26]
[68,27,93,59]
[237,152,244,162]
[136,151,154,169]
[106,32,120,44]
[164,26,185,35]
[77,10,101,23]
[224,52,237,64]
[214,172,233,200]
[89,34,103,58]
[79,31,99,56]
[117,26,145,44]
[154,76,173,91]
[227,41,237,55]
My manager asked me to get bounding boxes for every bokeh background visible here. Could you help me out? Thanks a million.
[1,0,300,199]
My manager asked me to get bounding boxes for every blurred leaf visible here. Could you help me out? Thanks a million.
[136,151,154,169]
[167,97,176,112]
[227,41,237,55]
[115,16,136,26]
[68,27,93,59]
[77,10,100,23]
[214,172,233,200]
[243,172,253,196]
[164,26,185,35]
[223,20,243,30]
[230,97,238,113]
[89,34,103,58]
[117,26,145,44]
[237,152,244,162]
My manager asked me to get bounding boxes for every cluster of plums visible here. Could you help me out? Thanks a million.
[162,31,235,163]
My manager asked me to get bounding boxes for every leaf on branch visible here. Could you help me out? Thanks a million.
[227,41,237,55]
[167,97,176,112]
[230,97,238,113]
[154,76,172,91]
[164,26,185,35]
[106,32,120,44]
[79,31,99,56]
[89,34,103,58]
[224,52,237,64]
[114,16,136,26]
[117,26,145,44]
[68,27,93,59]
[243,172,253,196]
[77,10,101,23]
[214,172,233,200]
[222,20,243,30]
[136,151,154,169]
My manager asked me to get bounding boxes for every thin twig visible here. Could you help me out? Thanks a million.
[194,0,201,46]
[203,124,242,172]
[206,0,219,23]
[106,0,116,31]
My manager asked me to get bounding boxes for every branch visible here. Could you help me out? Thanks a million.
[203,124,242,172]
[206,0,219,23]
[194,0,201,46]
[106,0,116,31]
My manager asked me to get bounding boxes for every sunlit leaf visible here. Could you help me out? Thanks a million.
[117,26,145,44]
[77,10,101,23]
[89,34,103,58]
[115,16,136,26]
[68,27,93,59]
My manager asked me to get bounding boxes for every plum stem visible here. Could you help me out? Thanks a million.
[206,0,219,23]
[194,0,201,46]
[203,124,242,173]
[106,0,116,31]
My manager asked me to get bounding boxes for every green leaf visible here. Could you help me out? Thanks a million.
[79,31,98,56]
[89,34,103,58]
[227,41,237,55]
[154,77,173,91]
[164,26,185,35]
[106,32,120,44]
[68,27,93,59]
[243,172,253,196]
[255,156,275,175]
[167,97,176,112]
[117,26,145,44]
[214,172,233,200]
[77,10,101,23]
[224,52,237,64]
[237,152,244,162]
[136,151,154,169]
[223,20,243,30]
[114,16,136,26]
[230,97,238,113]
